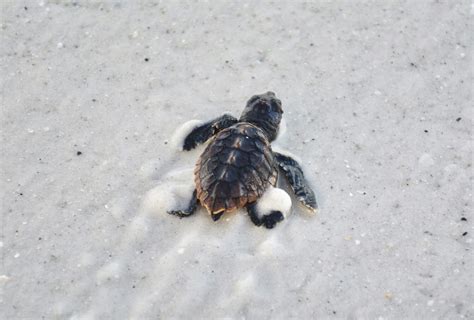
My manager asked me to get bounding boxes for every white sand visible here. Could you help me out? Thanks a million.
[170,119,205,151]
[256,187,292,219]
[1,1,472,319]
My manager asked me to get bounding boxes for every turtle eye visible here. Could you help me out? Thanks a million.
[270,100,282,112]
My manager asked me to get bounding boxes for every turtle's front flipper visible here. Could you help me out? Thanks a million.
[167,189,199,218]
[246,202,284,229]
[183,114,238,151]
[273,152,318,212]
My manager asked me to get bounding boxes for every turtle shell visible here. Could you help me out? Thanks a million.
[195,123,278,214]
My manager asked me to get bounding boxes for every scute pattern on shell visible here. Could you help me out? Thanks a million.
[195,123,277,214]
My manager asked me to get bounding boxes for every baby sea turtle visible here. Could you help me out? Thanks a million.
[168,91,317,229]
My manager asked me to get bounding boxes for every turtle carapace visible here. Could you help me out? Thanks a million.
[168,91,317,229]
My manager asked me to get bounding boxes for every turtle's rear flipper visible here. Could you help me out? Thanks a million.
[167,189,199,218]
[183,114,238,151]
[273,152,318,212]
[211,212,224,221]
[246,202,284,229]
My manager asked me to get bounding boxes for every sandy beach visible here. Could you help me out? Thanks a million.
[1,1,472,319]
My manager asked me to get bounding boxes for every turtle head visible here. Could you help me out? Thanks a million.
[239,91,283,141]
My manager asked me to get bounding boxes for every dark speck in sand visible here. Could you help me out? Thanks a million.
[461,217,467,222]
[144,58,149,62]
[456,117,462,122]
[462,232,468,236]
[76,151,82,156]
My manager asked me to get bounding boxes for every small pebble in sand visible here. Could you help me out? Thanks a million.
[384,292,393,300]
[76,151,82,156]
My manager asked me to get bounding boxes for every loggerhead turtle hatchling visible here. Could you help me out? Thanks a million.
[168,91,317,229]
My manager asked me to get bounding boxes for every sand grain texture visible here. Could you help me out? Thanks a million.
[1,1,472,319]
